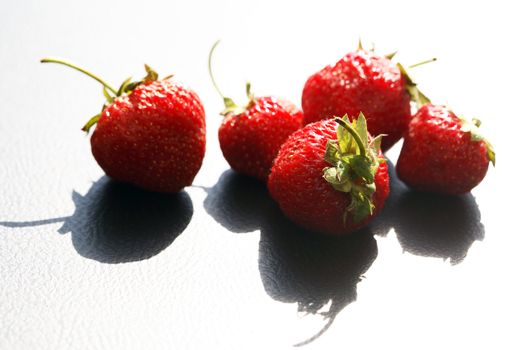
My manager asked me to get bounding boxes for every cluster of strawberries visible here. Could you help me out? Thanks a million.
[43,42,494,236]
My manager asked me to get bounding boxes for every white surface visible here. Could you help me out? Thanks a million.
[1,0,524,349]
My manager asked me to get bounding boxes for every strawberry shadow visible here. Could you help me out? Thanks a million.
[259,208,378,346]
[202,170,274,233]
[368,159,485,264]
[1,176,192,263]
[204,170,378,346]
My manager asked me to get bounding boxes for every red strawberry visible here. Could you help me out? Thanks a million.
[301,45,430,151]
[42,58,206,193]
[396,104,495,194]
[268,113,389,235]
[209,41,304,181]
[218,91,304,182]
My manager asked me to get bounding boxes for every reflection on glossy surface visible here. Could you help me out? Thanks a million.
[2,177,193,263]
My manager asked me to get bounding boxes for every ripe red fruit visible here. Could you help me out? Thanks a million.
[218,91,304,182]
[301,46,430,151]
[268,113,389,235]
[396,104,495,194]
[209,41,304,181]
[42,58,206,193]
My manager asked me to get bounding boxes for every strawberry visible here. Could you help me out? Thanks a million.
[396,104,495,194]
[208,41,304,181]
[268,113,389,235]
[301,44,431,151]
[41,58,206,193]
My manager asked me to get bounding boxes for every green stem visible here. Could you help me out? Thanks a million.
[81,112,101,133]
[335,117,367,156]
[41,57,118,95]
[385,51,398,60]
[408,57,437,69]
[208,40,227,100]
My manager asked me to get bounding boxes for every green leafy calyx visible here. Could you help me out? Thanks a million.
[79,64,165,132]
[459,117,496,166]
[397,63,431,108]
[208,40,255,117]
[354,44,435,108]
[218,81,256,116]
[352,42,435,107]
[323,113,384,225]
[41,58,167,133]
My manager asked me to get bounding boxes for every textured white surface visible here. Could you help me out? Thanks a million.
[1,0,524,349]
